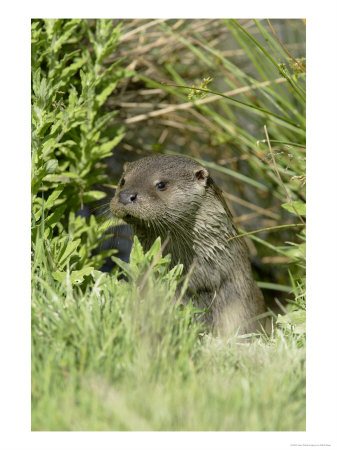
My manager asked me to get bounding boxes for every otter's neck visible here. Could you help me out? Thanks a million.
[192,186,250,270]
[131,183,249,279]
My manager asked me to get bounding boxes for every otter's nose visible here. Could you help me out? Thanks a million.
[118,191,138,205]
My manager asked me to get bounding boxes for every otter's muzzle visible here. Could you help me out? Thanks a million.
[118,191,138,205]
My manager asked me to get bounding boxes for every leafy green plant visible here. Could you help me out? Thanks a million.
[31,19,128,282]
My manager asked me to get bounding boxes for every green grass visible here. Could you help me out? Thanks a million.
[32,237,305,431]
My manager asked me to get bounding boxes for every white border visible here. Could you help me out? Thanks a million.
[1,1,337,449]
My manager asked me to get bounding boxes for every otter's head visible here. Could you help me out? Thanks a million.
[110,155,209,226]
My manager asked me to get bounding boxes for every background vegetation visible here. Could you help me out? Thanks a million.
[31,18,306,431]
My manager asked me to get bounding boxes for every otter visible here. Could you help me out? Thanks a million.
[110,155,265,336]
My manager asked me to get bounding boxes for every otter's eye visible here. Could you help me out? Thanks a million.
[120,178,125,187]
[156,181,167,191]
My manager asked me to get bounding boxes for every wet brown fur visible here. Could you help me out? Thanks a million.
[110,155,265,336]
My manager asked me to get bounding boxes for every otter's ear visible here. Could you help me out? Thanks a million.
[194,167,209,186]
[123,162,130,172]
